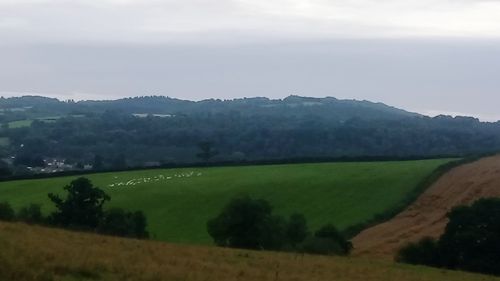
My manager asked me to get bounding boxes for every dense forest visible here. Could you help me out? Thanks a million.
[1,95,499,175]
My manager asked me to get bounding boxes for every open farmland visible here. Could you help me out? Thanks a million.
[5,116,63,129]
[1,221,498,281]
[7,119,33,128]
[0,159,453,244]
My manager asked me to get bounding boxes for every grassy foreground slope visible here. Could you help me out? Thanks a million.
[0,222,497,281]
[0,159,452,244]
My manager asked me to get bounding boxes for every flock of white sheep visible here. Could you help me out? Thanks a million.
[107,171,202,187]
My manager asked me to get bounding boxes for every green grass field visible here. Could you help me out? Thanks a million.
[5,116,64,129]
[7,119,33,128]
[0,159,453,244]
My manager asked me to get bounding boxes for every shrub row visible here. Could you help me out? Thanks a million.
[0,177,149,239]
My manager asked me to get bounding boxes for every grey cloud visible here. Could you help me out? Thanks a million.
[1,39,499,121]
[1,0,500,45]
[2,1,500,121]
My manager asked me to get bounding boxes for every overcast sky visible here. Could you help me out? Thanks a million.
[1,0,500,120]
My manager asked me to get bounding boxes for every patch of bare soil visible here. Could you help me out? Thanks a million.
[352,155,500,259]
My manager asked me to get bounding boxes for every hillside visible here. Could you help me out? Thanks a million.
[1,221,498,281]
[0,95,416,120]
[353,154,500,258]
[1,95,500,172]
[0,159,452,243]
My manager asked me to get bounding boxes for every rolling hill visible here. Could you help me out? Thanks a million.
[0,159,452,244]
[1,95,500,170]
[0,95,416,120]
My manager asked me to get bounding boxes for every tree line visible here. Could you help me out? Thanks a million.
[2,96,500,174]
[0,177,148,239]
[0,178,352,257]
[207,196,352,256]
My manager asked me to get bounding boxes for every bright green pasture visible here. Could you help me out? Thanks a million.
[7,120,33,128]
[6,116,63,129]
[0,159,453,244]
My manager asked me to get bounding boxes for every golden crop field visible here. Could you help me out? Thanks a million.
[0,222,498,281]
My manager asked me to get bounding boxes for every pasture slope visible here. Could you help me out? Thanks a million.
[7,119,33,128]
[0,159,452,244]
[353,154,500,259]
[1,221,499,281]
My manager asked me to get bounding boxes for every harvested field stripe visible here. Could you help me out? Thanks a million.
[352,155,500,259]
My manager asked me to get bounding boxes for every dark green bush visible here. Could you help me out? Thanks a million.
[18,204,44,224]
[98,208,149,239]
[396,237,440,266]
[207,196,314,251]
[397,198,500,276]
[301,224,352,256]
[286,213,309,248]
[208,196,351,255]
[302,237,346,256]
[0,201,15,221]
[207,195,282,250]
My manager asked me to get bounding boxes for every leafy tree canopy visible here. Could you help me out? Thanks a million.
[398,198,500,276]
[207,196,277,250]
[48,177,110,229]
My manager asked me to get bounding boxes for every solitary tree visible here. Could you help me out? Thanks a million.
[48,177,110,229]
[196,141,218,162]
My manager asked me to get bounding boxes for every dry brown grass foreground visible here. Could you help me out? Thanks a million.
[353,154,500,259]
[0,222,499,281]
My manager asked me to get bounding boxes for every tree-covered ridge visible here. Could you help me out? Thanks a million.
[0,95,415,120]
[0,95,499,172]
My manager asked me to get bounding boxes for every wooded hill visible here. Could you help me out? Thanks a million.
[0,95,499,170]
